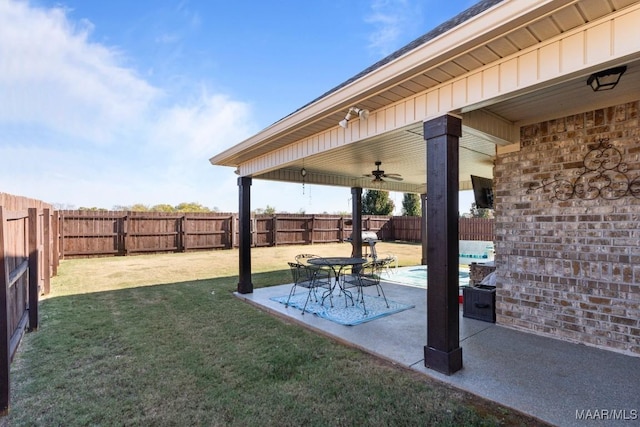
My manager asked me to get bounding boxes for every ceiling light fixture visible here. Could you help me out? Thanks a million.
[371,176,384,189]
[338,107,370,128]
[587,65,627,91]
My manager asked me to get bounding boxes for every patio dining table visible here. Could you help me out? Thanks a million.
[307,257,367,307]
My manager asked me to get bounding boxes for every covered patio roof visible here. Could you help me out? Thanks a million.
[210,0,640,376]
[210,0,640,194]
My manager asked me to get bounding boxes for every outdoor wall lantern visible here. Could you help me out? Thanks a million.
[587,65,627,91]
[339,107,370,128]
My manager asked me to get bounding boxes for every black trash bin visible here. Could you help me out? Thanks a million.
[462,285,496,323]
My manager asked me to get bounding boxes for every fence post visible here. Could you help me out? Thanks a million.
[59,211,65,260]
[272,215,278,247]
[52,211,59,276]
[230,214,236,249]
[307,215,312,245]
[180,215,187,252]
[251,217,256,247]
[122,213,129,255]
[0,207,10,414]
[42,209,50,295]
[28,208,39,332]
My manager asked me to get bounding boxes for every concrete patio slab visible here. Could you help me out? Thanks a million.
[236,282,640,427]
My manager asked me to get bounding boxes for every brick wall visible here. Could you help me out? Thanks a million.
[494,100,640,356]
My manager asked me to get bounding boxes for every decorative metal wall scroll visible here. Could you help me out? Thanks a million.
[527,138,640,201]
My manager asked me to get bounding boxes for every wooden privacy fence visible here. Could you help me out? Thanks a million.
[251,214,392,247]
[0,207,53,414]
[58,211,494,258]
[59,211,236,257]
[0,193,56,414]
[391,216,423,242]
[458,217,495,241]
[393,216,495,242]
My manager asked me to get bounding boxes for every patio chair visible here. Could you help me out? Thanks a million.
[294,253,320,264]
[379,254,398,276]
[286,262,332,314]
[342,259,389,315]
[295,253,333,286]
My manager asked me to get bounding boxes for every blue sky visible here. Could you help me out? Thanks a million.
[1,0,477,213]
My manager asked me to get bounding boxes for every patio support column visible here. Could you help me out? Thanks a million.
[423,114,462,375]
[351,187,363,259]
[421,193,427,265]
[237,176,253,294]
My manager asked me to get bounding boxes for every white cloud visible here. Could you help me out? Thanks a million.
[0,1,161,144]
[176,0,201,29]
[151,92,257,158]
[0,0,256,210]
[365,0,422,57]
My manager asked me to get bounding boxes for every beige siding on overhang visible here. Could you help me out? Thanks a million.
[237,3,640,182]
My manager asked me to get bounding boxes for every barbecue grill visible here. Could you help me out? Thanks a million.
[345,231,379,259]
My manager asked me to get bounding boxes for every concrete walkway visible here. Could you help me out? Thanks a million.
[236,282,640,427]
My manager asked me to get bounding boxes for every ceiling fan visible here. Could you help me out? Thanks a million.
[364,161,403,183]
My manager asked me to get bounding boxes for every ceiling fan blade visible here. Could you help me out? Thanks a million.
[383,175,404,181]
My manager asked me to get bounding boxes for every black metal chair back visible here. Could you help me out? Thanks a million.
[286,262,330,314]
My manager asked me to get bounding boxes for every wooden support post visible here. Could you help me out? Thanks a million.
[423,114,463,375]
[237,177,253,294]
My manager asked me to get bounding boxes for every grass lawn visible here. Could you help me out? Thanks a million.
[5,242,543,426]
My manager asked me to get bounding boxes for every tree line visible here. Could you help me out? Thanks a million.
[55,190,491,217]
[55,202,218,213]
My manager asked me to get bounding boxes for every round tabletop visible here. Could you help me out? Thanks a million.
[307,257,367,266]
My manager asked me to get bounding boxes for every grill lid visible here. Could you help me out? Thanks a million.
[349,231,379,241]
